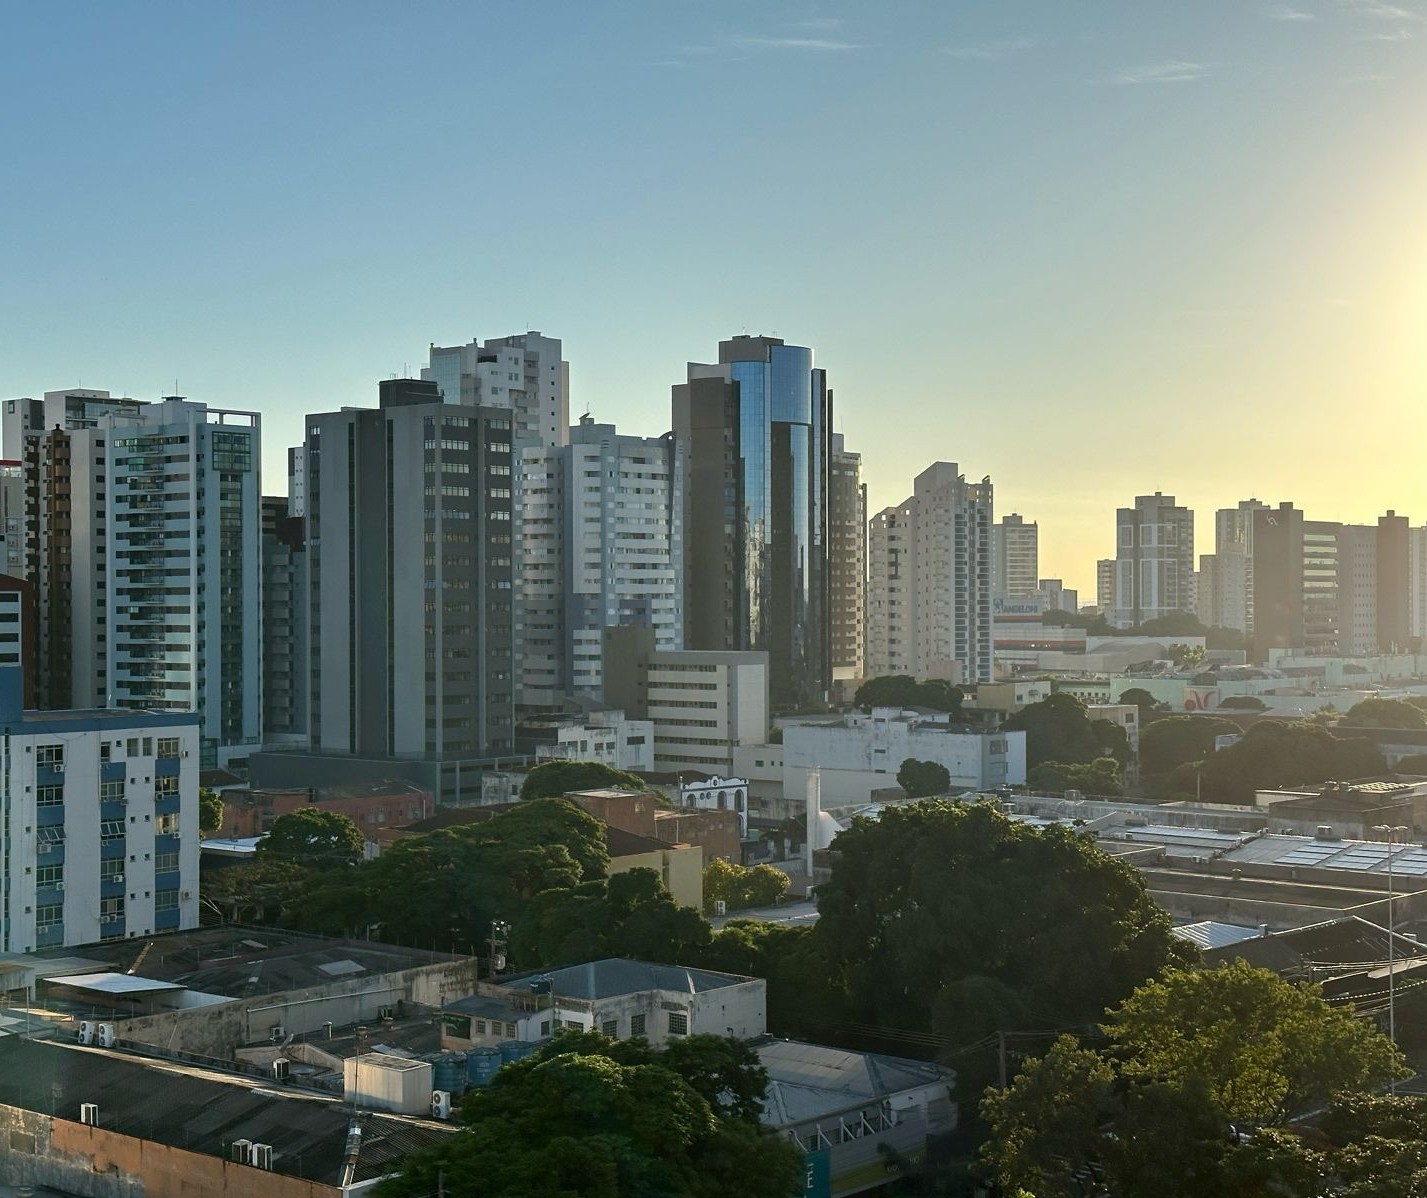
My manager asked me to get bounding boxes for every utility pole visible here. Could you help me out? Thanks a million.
[1373,823,1409,1094]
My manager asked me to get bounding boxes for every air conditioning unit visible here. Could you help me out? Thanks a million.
[378,1005,395,1021]
[54,764,64,774]
[713,900,726,917]
[54,882,64,892]
[180,890,191,901]
[270,1025,286,1042]
[97,1023,116,1048]
[249,1143,273,1170]
[78,1021,95,1045]
[80,1103,99,1126]
[272,1058,290,1081]
[231,1139,252,1163]
[431,1090,452,1120]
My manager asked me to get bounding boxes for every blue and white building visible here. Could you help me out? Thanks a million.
[0,667,201,952]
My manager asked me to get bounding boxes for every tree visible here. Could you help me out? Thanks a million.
[1186,720,1386,804]
[519,760,646,801]
[199,858,310,925]
[896,757,951,798]
[1027,757,1122,797]
[375,1035,803,1198]
[1218,695,1267,711]
[1000,694,1101,768]
[199,786,224,836]
[1138,714,1241,775]
[814,802,1188,1100]
[983,963,1408,1198]
[1090,718,1133,765]
[1340,698,1427,730]
[1118,687,1161,717]
[854,675,964,715]
[1168,643,1207,669]
[699,920,844,1039]
[255,808,365,866]
[703,859,790,914]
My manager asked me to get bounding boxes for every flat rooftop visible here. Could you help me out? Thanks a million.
[500,958,755,1001]
[0,1038,452,1186]
[25,928,462,1003]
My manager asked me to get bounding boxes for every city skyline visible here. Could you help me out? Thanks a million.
[5,1,1427,593]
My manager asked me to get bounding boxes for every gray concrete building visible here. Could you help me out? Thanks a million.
[305,379,515,762]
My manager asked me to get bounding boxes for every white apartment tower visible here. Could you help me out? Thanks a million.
[518,418,682,704]
[866,463,994,685]
[1197,499,1265,633]
[20,396,262,768]
[1113,492,1194,627]
[423,332,570,450]
[994,514,1039,599]
[829,434,866,684]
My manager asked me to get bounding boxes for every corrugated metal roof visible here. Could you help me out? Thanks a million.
[1172,921,1263,951]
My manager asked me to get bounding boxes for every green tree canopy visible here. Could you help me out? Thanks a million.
[1218,695,1267,711]
[199,786,224,836]
[1117,687,1162,716]
[255,808,365,866]
[896,757,951,798]
[199,858,310,925]
[983,963,1409,1198]
[1001,693,1101,768]
[1179,720,1387,804]
[1138,714,1241,775]
[1026,756,1122,797]
[1340,698,1427,730]
[375,1034,802,1198]
[814,802,1188,1100]
[702,859,789,915]
[854,674,964,715]
[519,759,647,801]
[1090,718,1133,765]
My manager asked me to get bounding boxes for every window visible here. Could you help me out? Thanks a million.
[100,780,124,802]
[101,860,123,882]
[36,865,63,887]
[100,897,124,922]
[667,1012,688,1036]
[36,744,64,767]
[540,1019,552,1037]
[36,786,63,807]
[157,737,180,759]
[100,820,125,841]
[504,1022,517,1038]
[36,904,62,928]
[156,813,179,835]
[629,1014,646,1038]
[154,852,179,874]
[601,1019,618,1038]
[473,1019,487,1036]
[154,889,178,912]
[155,776,178,796]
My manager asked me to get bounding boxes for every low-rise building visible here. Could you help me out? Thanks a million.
[216,780,435,841]
[521,709,656,773]
[442,959,766,1051]
[606,826,703,909]
[783,708,1026,808]
[0,664,202,952]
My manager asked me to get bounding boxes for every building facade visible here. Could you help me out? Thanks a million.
[305,379,515,760]
[1113,492,1193,627]
[672,335,830,709]
[261,497,308,745]
[866,463,994,684]
[994,513,1038,599]
[828,433,866,685]
[423,331,569,451]
[0,667,200,952]
[516,418,682,705]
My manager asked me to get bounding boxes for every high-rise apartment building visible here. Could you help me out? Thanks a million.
[261,496,309,744]
[1196,499,1265,633]
[305,379,515,761]
[1411,525,1427,644]
[866,504,914,679]
[516,417,682,704]
[993,514,1038,599]
[1096,558,1115,614]
[672,335,831,709]
[1252,504,1411,660]
[424,332,569,450]
[828,433,866,684]
[866,463,994,685]
[21,398,262,767]
[1113,493,1194,627]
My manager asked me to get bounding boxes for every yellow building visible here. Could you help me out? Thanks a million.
[605,827,703,910]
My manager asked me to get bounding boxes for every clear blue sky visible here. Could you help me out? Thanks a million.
[4,1,1425,592]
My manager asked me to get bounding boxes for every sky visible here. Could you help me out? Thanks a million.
[3,0,1425,594]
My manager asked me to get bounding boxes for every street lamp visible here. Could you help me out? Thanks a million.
[1372,823,1410,1093]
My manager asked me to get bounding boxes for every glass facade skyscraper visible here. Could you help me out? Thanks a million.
[673,335,831,709]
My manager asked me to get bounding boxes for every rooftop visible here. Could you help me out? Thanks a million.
[500,958,754,1001]
[755,1038,956,1127]
[1172,921,1266,951]
[605,826,673,856]
[0,1038,453,1186]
